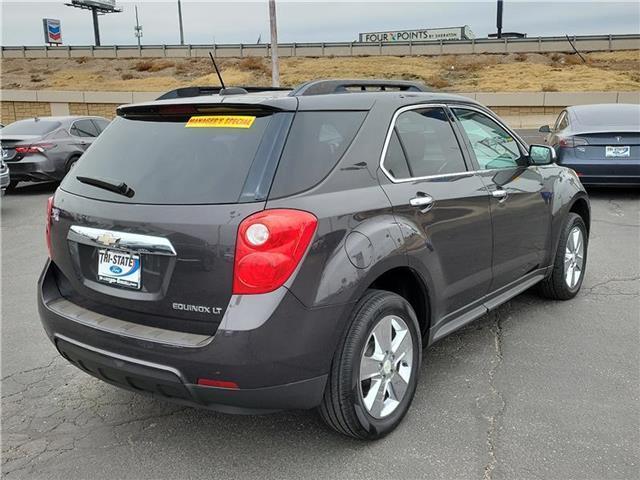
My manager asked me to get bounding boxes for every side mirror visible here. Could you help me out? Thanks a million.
[529,144,556,165]
[539,125,551,133]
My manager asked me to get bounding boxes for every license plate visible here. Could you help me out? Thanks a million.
[97,249,141,289]
[606,146,630,157]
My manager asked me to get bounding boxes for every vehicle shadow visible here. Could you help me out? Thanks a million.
[5,182,58,196]
[585,186,639,200]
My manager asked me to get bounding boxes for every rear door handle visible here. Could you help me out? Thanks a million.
[410,194,434,212]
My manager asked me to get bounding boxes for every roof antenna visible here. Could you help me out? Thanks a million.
[209,52,226,90]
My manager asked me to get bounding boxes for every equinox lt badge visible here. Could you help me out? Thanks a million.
[172,303,221,315]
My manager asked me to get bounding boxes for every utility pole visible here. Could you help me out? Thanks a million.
[177,0,185,45]
[269,0,280,87]
[134,5,142,48]
[496,0,504,39]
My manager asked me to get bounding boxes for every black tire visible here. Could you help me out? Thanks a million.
[65,155,80,174]
[319,289,422,440]
[5,180,19,193]
[538,213,588,300]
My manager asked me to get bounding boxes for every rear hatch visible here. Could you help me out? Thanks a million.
[573,132,640,160]
[50,103,294,335]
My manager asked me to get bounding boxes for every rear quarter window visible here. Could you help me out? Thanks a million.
[269,111,367,198]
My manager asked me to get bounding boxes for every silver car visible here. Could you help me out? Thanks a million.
[0,116,110,191]
[0,160,9,193]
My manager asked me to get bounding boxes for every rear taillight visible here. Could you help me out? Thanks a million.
[15,143,55,155]
[46,196,54,259]
[233,209,318,295]
[558,136,588,148]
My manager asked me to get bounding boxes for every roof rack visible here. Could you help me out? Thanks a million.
[290,79,430,96]
[156,85,290,101]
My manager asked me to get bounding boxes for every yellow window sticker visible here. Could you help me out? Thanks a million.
[186,115,256,129]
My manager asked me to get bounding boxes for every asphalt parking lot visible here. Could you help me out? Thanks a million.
[2,170,639,478]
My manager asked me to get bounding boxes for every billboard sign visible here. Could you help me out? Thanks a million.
[359,26,475,43]
[71,0,117,10]
[42,18,62,44]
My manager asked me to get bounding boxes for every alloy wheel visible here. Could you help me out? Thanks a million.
[359,315,413,419]
[564,226,584,289]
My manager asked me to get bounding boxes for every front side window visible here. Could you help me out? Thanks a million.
[383,107,467,180]
[452,108,524,170]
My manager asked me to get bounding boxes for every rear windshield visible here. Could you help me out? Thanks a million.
[575,105,640,127]
[62,112,290,205]
[1,120,61,136]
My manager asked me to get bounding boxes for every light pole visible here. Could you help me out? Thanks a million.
[177,0,185,45]
[134,5,142,48]
[269,0,280,87]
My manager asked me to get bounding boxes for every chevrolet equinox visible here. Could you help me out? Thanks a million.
[38,79,590,439]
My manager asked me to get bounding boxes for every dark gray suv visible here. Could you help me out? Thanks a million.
[38,80,590,439]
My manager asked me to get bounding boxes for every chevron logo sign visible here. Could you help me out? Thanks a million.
[43,18,62,44]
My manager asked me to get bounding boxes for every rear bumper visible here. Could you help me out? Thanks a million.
[54,335,327,414]
[6,154,61,182]
[38,260,350,413]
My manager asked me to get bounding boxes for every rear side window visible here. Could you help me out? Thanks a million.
[1,120,61,136]
[62,112,291,205]
[70,119,99,138]
[384,107,467,179]
[92,118,110,133]
[269,111,367,198]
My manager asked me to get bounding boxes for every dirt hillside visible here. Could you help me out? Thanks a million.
[1,50,638,92]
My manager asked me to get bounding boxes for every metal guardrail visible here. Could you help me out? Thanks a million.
[2,34,639,59]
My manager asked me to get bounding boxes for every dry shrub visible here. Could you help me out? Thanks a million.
[148,60,175,72]
[514,53,527,62]
[121,73,138,80]
[238,57,269,74]
[75,57,88,64]
[563,54,587,66]
[134,60,154,72]
[30,74,43,83]
[542,83,559,92]
[175,62,191,75]
[429,75,451,89]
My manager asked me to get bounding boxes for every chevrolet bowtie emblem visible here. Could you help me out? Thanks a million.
[96,232,119,247]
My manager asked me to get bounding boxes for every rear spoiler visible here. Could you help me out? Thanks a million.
[156,85,291,100]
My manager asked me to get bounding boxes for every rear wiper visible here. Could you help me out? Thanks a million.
[76,176,135,198]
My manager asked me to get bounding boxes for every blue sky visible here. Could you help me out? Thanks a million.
[1,1,639,46]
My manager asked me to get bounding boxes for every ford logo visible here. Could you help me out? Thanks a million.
[109,265,122,274]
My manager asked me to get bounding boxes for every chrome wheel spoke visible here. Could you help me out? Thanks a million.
[360,355,382,381]
[366,379,387,418]
[389,372,408,401]
[372,317,392,353]
[391,328,411,359]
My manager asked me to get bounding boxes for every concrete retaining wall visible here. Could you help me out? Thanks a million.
[2,34,639,59]
[1,90,639,128]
